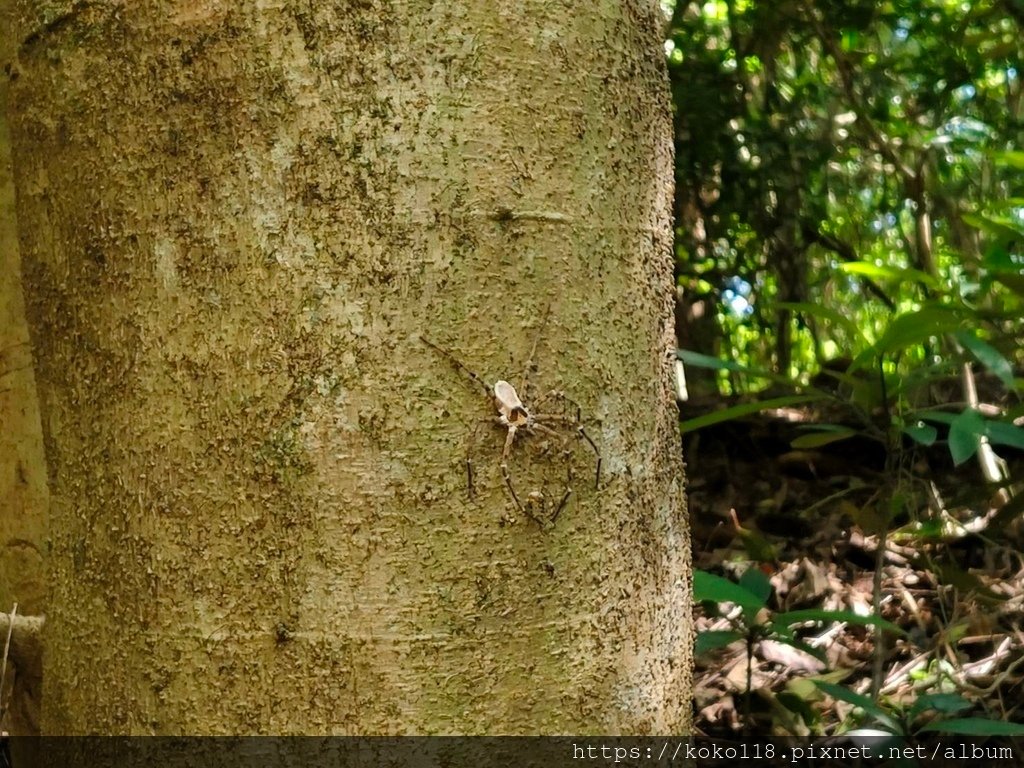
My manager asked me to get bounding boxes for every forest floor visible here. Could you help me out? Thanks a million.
[684,398,1024,742]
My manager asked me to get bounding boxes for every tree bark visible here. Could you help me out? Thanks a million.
[0,63,48,739]
[4,0,690,734]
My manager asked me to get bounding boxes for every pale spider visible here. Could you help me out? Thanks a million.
[420,309,601,525]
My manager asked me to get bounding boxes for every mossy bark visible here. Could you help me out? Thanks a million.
[5,0,690,734]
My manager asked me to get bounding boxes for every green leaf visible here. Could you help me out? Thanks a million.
[739,566,773,605]
[915,410,957,426]
[791,427,858,449]
[693,570,767,611]
[774,609,906,636]
[955,330,1016,390]
[902,423,937,446]
[984,420,1024,450]
[908,693,972,721]
[809,365,869,393]
[917,410,1024,456]
[989,150,1024,170]
[679,395,824,432]
[775,690,819,727]
[695,630,744,656]
[677,350,799,391]
[983,241,1017,270]
[991,197,1024,209]
[677,350,769,377]
[871,305,965,358]
[837,261,940,290]
[962,212,1024,241]
[948,409,986,465]
[918,717,1024,735]
[811,681,902,734]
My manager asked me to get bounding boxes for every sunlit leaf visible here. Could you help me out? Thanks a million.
[989,150,1024,170]
[962,212,1024,241]
[679,395,824,432]
[837,261,940,290]
[858,306,964,365]
[990,197,1024,210]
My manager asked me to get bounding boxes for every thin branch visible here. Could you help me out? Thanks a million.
[802,223,897,310]
[810,12,916,183]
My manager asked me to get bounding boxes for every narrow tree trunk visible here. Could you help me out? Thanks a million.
[5,1,690,734]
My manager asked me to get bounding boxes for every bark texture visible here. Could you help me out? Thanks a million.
[0,70,48,738]
[5,0,690,734]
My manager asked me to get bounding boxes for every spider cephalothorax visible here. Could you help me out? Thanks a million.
[494,380,530,424]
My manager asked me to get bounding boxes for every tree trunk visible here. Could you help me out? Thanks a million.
[0,70,48,739]
[4,1,691,734]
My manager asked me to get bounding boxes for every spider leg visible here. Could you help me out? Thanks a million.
[530,421,563,438]
[518,302,552,405]
[550,487,573,524]
[529,388,571,417]
[501,463,523,510]
[549,453,574,524]
[577,425,602,489]
[522,491,548,527]
[532,393,602,491]
[419,335,493,398]
[500,424,523,510]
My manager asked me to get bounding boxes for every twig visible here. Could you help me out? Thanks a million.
[0,604,17,724]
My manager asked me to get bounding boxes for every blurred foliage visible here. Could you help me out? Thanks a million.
[665,0,1024,388]
[672,4,1024,736]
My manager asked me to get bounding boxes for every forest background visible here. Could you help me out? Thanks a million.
[669,0,1024,741]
